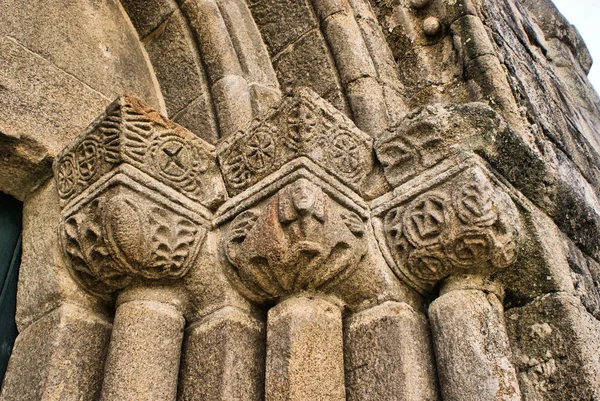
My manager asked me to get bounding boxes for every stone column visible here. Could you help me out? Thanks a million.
[178,306,266,400]
[52,97,224,401]
[344,301,440,401]
[266,296,345,401]
[429,280,521,401]
[100,294,185,401]
[371,162,524,401]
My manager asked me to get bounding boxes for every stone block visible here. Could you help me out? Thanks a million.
[321,12,376,85]
[16,179,109,331]
[272,29,350,115]
[344,301,440,400]
[178,306,266,400]
[145,10,213,119]
[212,75,254,138]
[266,296,345,401]
[100,300,185,401]
[173,94,220,145]
[0,0,163,111]
[451,15,495,61]
[121,0,177,39]
[0,304,111,401]
[506,293,600,400]
[182,0,244,81]
[249,0,318,56]
[0,36,109,200]
[217,0,278,87]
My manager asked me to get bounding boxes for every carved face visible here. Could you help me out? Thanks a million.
[290,178,317,214]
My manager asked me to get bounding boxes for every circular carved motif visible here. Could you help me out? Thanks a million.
[408,247,450,282]
[448,231,493,268]
[331,132,360,175]
[156,138,193,180]
[244,131,275,172]
[403,194,448,247]
[56,157,76,198]
[75,140,99,181]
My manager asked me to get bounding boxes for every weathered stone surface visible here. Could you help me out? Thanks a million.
[178,306,265,400]
[429,289,521,401]
[266,296,345,401]
[121,0,177,40]
[249,0,318,56]
[506,293,600,400]
[372,157,521,294]
[271,30,350,115]
[1,304,111,401]
[344,301,440,400]
[0,0,163,111]
[16,179,109,331]
[144,10,217,127]
[100,299,185,401]
[0,36,109,200]
[4,0,600,399]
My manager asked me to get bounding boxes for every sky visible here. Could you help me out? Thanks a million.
[552,0,600,92]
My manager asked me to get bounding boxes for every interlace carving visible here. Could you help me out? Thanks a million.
[222,178,367,302]
[377,165,520,292]
[217,88,373,196]
[54,96,226,210]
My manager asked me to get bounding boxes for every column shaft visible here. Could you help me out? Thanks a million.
[178,306,265,400]
[429,289,521,401]
[344,301,440,400]
[266,296,345,401]
[100,300,185,401]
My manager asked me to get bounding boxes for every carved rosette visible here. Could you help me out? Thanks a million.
[217,88,373,196]
[373,162,521,293]
[54,97,214,298]
[217,174,369,303]
[54,96,227,210]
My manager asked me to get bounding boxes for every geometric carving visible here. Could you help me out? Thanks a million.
[54,96,227,210]
[221,177,368,303]
[375,103,505,187]
[373,159,521,294]
[217,88,373,196]
[53,97,215,299]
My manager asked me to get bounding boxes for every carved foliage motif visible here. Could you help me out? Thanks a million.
[382,167,520,290]
[60,190,206,298]
[218,89,373,195]
[54,96,226,209]
[222,178,367,301]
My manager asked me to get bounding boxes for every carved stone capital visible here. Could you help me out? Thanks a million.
[372,157,521,294]
[54,96,227,210]
[374,103,505,188]
[54,97,216,298]
[216,165,369,303]
[217,87,373,196]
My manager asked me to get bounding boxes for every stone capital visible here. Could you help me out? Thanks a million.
[372,156,522,294]
[54,96,220,299]
[217,166,369,304]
